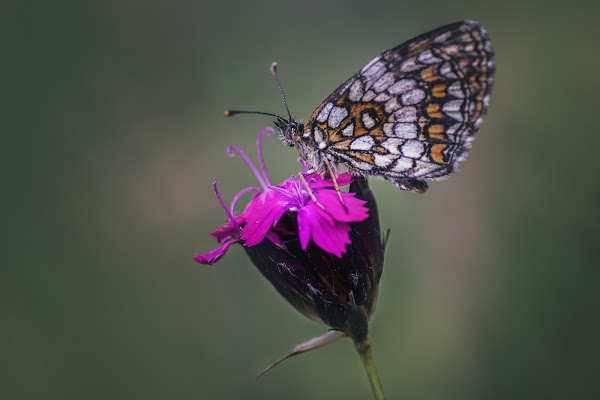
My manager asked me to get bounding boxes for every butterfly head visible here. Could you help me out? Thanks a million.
[275,117,303,147]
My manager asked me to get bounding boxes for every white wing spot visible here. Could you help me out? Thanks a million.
[417,49,442,64]
[384,97,401,113]
[447,81,465,98]
[374,153,395,168]
[374,92,392,102]
[352,161,374,171]
[382,138,402,154]
[393,123,418,139]
[350,135,375,151]
[388,79,416,94]
[401,88,426,105]
[373,72,395,92]
[402,140,425,158]
[484,40,493,53]
[361,56,381,73]
[445,112,463,122]
[414,160,442,176]
[316,102,334,123]
[349,80,364,102]
[361,90,376,102]
[383,123,394,135]
[338,78,355,94]
[440,62,457,79]
[362,112,376,129]
[393,106,417,123]
[474,117,484,128]
[400,57,420,72]
[362,61,386,89]
[446,123,461,135]
[393,157,413,173]
[328,106,348,129]
[442,100,463,113]
[433,32,452,43]
[443,44,460,55]
[342,123,354,137]
[313,126,324,144]
[445,112,464,122]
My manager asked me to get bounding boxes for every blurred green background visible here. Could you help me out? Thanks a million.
[3,0,599,399]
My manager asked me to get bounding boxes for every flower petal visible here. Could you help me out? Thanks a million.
[297,208,312,251]
[241,190,290,246]
[313,189,369,223]
[312,220,352,257]
[297,205,352,257]
[265,230,282,246]
[193,240,236,265]
[307,172,354,189]
[210,216,243,244]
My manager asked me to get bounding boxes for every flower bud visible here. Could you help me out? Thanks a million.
[243,177,384,341]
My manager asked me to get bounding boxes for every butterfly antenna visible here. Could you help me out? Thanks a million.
[224,110,284,119]
[270,62,293,121]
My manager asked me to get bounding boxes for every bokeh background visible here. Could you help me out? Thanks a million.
[3,0,599,399]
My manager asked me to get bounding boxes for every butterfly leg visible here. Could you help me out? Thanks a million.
[323,158,348,214]
[298,173,334,219]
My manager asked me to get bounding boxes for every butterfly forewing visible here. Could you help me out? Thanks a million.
[303,20,494,193]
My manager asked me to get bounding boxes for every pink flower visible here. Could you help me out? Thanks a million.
[241,172,367,257]
[194,127,369,263]
[194,128,385,373]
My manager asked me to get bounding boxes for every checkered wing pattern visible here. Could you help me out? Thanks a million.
[302,20,494,193]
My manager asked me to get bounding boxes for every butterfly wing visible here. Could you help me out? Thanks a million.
[302,20,494,193]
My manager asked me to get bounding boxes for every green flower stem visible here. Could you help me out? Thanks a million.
[356,339,385,400]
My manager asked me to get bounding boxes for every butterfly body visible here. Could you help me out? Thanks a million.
[276,20,494,193]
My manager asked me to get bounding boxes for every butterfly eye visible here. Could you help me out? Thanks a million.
[275,121,295,147]
[285,124,296,142]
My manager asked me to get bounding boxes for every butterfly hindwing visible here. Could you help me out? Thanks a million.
[302,20,494,192]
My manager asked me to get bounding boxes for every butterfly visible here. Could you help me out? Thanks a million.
[230,20,494,193]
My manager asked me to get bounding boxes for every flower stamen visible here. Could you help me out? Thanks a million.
[230,186,260,219]
[227,146,269,191]
[257,127,274,187]
[213,179,238,228]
